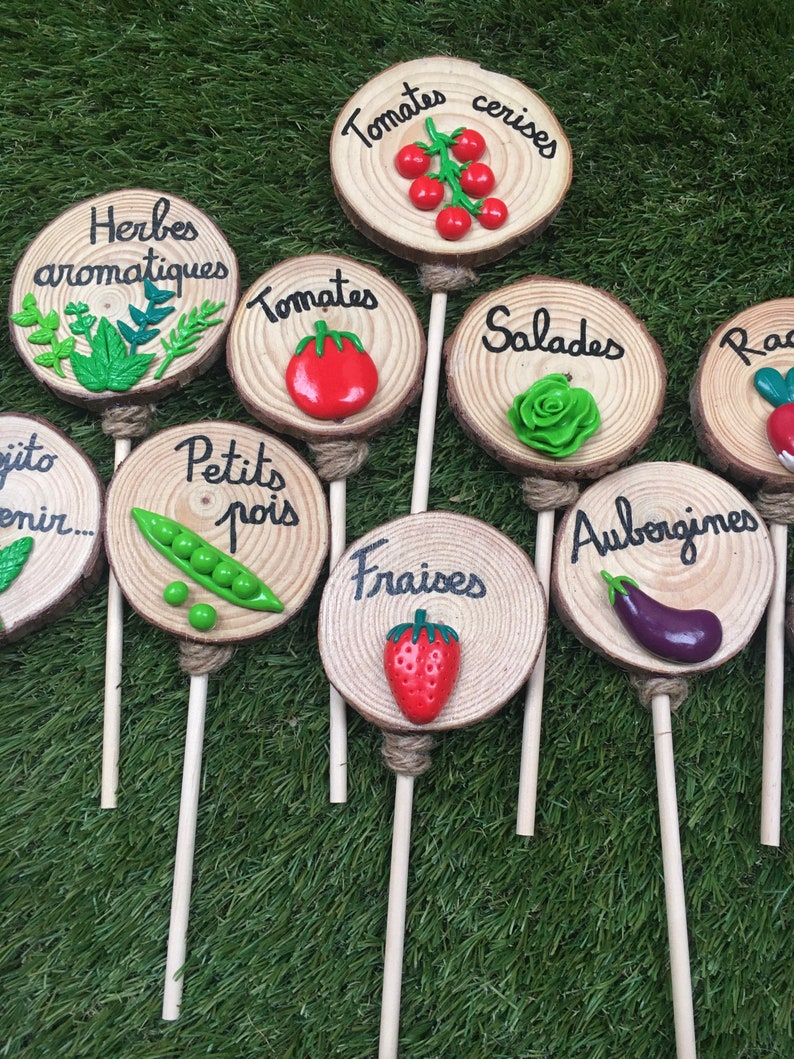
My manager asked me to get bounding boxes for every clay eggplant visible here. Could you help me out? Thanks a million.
[600,570,722,663]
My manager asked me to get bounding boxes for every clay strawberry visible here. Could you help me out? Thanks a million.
[286,319,378,420]
[383,609,461,724]
[754,366,794,471]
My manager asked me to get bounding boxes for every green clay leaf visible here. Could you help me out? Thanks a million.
[93,318,127,361]
[33,350,57,368]
[27,328,55,345]
[0,536,33,592]
[754,367,789,408]
[785,367,794,402]
[106,353,156,391]
[70,351,110,392]
[10,308,39,327]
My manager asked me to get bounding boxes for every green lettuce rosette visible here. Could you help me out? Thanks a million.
[507,373,600,457]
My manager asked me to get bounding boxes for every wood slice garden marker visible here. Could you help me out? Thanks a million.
[104,420,329,1019]
[9,187,241,809]
[331,56,572,509]
[319,511,546,1058]
[0,413,103,643]
[445,274,666,835]
[691,297,794,845]
[552,461,774,1059]
[227,253,426,802]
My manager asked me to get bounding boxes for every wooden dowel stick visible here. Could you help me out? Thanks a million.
[162,672,209,1020]
[761,519,787,846]
[411,290,447,515]
[378,289,447,1052]
[378,772,415,1059]
[100,435,132,809]
[516,507,554,836]
[329,477,348,803]
[651,692,697,1059]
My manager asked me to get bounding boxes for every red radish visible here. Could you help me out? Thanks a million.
[383,609,461,724]
[754,367,794,471]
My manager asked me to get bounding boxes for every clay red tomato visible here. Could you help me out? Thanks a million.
[383,609,461,724]
[477,197,509,229]
[459,161,495,196]
[409,175,444,210]
[435,205,472,240]
[451,128,486,163]
[395,143,430,179]
[286,320,378,420]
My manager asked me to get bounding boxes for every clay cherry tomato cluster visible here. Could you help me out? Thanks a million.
[394,118,508,241]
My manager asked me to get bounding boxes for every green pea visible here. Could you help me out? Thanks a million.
[231,572,258,599]
[188,603,217,631]
[212,561,236,587]
[190,546,218,575]
[152,521,179,546]
[172,533,199,559]
[164,581,189,606]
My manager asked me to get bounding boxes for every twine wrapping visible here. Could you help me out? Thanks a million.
[101,404,154,440]
[307,438,370,481]
[418,263,478,294]
[178,640,236,676]
[630,674,690,713]
[753,487,794,525]
[381,731,436,777]
[521,475,580,512]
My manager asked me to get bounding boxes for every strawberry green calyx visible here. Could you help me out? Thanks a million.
[386,608,459,645]
[295,319,365,358]
[600,570,639,606]
[415,118,482,217]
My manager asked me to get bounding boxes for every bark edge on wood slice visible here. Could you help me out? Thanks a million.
[330,57,572,267]
[0,412,104,643]
[9,188,240,410]
[551,461,774,676]
[445,275,666,480]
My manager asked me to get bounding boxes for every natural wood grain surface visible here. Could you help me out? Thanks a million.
[9,189,240,409]
[0,412,103,641]
[105,421,329,643]
[331,57,572,266]
[692,298,794,489]
[227,253,425,441]
[446,275,666,480]
[318,510,546,732]
[552,461,774,675]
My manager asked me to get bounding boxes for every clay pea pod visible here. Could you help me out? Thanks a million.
[601,570,723,664]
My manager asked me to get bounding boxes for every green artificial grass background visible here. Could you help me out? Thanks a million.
[1,1,792,1056]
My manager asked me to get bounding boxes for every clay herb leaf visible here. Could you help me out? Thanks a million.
[0,536,33,593]
[117,279,176,356]
[11,293,73,378]
[70,317,156,392]
[154,299,226,380]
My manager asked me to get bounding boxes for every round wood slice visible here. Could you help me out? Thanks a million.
[104,421,329,644]
[318,511,546,733]
[692,298,794,490]
[0,412,103,643]
[446,276,666,480]
[227,253,425,441]
[552,462,774,675]
[9,189,240,410]
[330,57,572,267]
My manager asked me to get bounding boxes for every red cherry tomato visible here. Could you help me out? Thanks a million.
[286,321,378,420]
[395,143,430,179]
[451,128,486,163]
[477,197,509,230]
[435,205,472,240]
[409,175,444,210]
[459,162,496,196]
